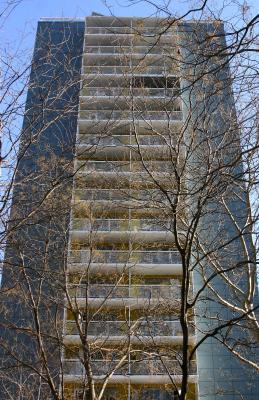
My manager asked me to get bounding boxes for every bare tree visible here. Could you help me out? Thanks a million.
[0,2,258,400]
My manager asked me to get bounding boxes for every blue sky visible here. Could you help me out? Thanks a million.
[2,0,258,58]
[2,0,258,55]
[2,0,183,58]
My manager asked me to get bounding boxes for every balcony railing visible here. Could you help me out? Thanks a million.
[75,160,175,173]
[76,160,130,172]
[79,110,183,121]
[68,250,181,264]
[77,135,173,146]
[71,219,172,232]
[84,46,175,55]
[80,87,180,97]
[68,284,181,299]
[83,65,178,75]
[65,320,186,337]
[85,27,176,35]
[63,359,196,376]
[86,27,132,34]
[74,188,169,202]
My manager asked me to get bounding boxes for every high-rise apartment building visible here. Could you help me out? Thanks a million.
[0,14,258,400]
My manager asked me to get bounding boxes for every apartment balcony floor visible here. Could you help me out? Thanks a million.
[76,144,175,161]
[64,320,190,336]
[70,231,175,246]
[63,334,195,347]
[66,297,180,310]
[68,284,181,298]
[78,119,182,134]
[67,262,182,275]
[63,373,197,385]
[68,249,182,264]
[62,359,197,384]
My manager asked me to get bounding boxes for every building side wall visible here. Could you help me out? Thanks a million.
[180,21,259,400]
[0,20,84,399]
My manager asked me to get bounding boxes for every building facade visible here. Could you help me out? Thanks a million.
[0,14,258,400]
[63,14,195,400]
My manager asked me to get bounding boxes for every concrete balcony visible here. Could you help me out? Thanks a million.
[66,283,183,308]
[75,160,176,173]
[74,171,177,190]
[83,34,174,47]
[68,249,181,264]
[67,250,182,275]
[86,27,133,34]
[79,110,183,121]
[82,65,179,76]
[63,320,196,347]
[72,199,171,219]
[84,34,131,47]
[73,188,170,203]
[77,115,181,135]
[67,297,180,310]
[70,230,175,246]
[75,143,175,161]
[79,96,181,111]
[83,45,169,55]
[68,284,181,300]
[85,15,175,30]
[65,320,185,337]
[76,134,177,146]
[83,52,175,64]
[68,261,182,276]
[81,73,179,87]
[82,52,175,66]
[80,87,180,97]
[64,334,195,348]
[62,359,196,381]
[64,359,196,375]
[70,219,173,232]
[85,26,176,36]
